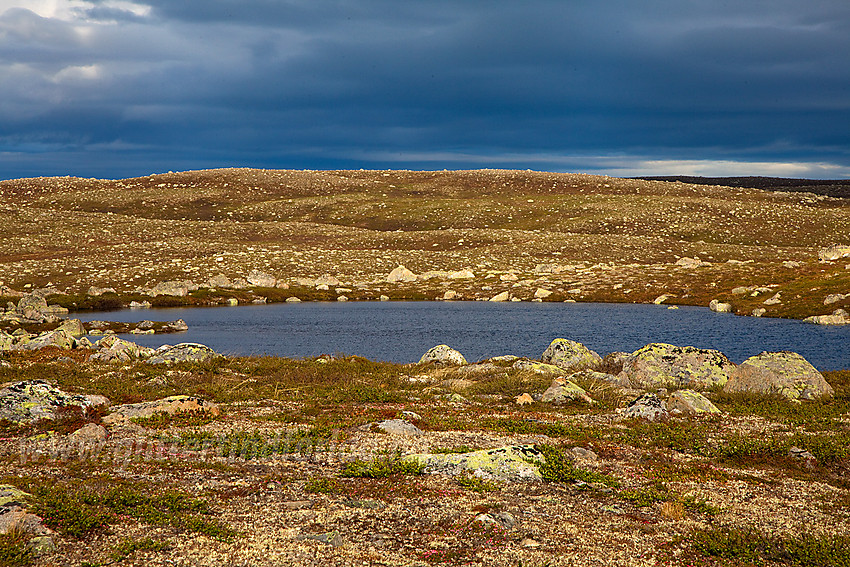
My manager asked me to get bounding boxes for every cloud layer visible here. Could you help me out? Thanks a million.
[1,0,849,179]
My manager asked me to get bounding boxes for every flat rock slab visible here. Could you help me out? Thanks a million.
[103,395,219,425]
[404,445,543,482]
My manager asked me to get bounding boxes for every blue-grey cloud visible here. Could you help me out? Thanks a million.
[1,0,849,179]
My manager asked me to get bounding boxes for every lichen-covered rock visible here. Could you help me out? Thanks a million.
[723,351,833,400]
[404,445,544,482]
[163,319,189,332]
[818,244,850,261]
[0,331,15,351]
[146,343,221,365]
[667,389,721,415]
[150,280,189,297]
[207,274,232,288]
[90,335,154,363]
[102,394,219,425]
[14,329,76,351]
[419,344,467,365]
[0,381,104,424]
[57,318,85,338]
[377,419,423,437]
[619,343,735,390]
[448,269,475,279]
[617,393,669,422]
[540,378,593,404]
[512,359,564,375]
[16,295,48,314]
[568,369,631,389]
[540,338,602,373]
[489,291,510,302]
[386,265,417,283]
[709,299,732,313]
[87,286,115,296]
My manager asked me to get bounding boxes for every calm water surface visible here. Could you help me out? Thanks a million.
[74,302,850,370]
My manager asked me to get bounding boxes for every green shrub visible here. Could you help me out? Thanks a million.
[0,532,34,567]
[340,453,424,479]
[534,444,619,487]
[691,527,850,566]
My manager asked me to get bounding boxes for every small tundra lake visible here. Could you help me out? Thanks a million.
[75,302,850,370]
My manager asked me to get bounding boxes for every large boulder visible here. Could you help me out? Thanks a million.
[386,265,417,283]
[818,244,850,261]
[404,445,544,482]
[540,338,602,373]
[0,331,12,351]
[150,281,189,297]
[15,295,48,314]
[617,393,669,422]
[723,351,833,401]
[207,274,232,288]
[57,318,86,338]
[619,343,735,390]
[419,344,467,365]
[804,309,850,325]
[247,270,276,287]
[102,394,219,425]
[90,335,154,363]
[0,381,108,424]
[540,378,593,404]
[146,343,220,365]
[14,329,76,351]
[667,390,721,416]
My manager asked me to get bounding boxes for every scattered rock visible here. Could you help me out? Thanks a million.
[763,292,782,305]
[752,308,767,317]
[653,294,672,304]
[474,511,515,530]
[667,390,721,416]
[419,344,468,365]
[448,269,475,279]
[90,335,154,363]
[285,296,301,303]
[619,343,736,390]
[207,274,232,288]
[379,295,390,301]
[534,288,553,299]
[804,308,850,325]
[14,328,77,351]
[781,261,801,268]
[129,300,152,308]
[824,293,848,305]
[68,422,108,444]
[315,274,341,286]
[442,290,458,300]
[540,338,602,372]
[489,291,510,302]
[674,257,708,268]
[405,445,544,482]
[87,286,115,296]
[515,393,534,405]
[617,393,669,422]
[723,351,834,400]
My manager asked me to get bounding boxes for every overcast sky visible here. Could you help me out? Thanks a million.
[1,0,849,180]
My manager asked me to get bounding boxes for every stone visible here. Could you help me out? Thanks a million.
[818,244,850,261]
[515,393,534,405]
[316,284,329,291]
[675,257,705,268]
[474,511,515,530]
[512,360,563,375]
[247,270,276,287]
[667,389,721,415]
[443,290,458,300]
[387,265,417,283]
[379,295,390,301]
[731,287,750,295]
[618,393,669,421]
[87,286,115,296]
[489,291,510,302]
[534,288,553,299]
[57,319,85,338]
[146,343,220,365]
[207,274,232,288]
[653,294,672,304]
[103,394,219,425]
[0,331,13,351]
[90,335,154,363]
[540,379,593,404]
[824,293,848,305]
[500,273,519,282]
[540,338,602,372]
[164,319,189,332]
[68,422,108,443]
[752,308,767,317]
[0,505,52,536]
[763,293,782,305]
[804,309,850,325]
[16,295,48,314]
[129,300,152,308]
[709,299,732,313]
[724,351,834,400]
[285,296,301,303]
[448,269,475,279]
[619,343,736,390]
[150,281,189,297]
[0,381,104,424]
[377,419,423,437]
[419,344,468,365]
[568,368,631,389]
[316,274,342,286]
[0,485,31,508]
[404,445,544,482]
[14,328,76,351]
[336,295,348,302]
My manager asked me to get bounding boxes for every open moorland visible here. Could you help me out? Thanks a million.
[0,169,848,319]
[0,169,849,567]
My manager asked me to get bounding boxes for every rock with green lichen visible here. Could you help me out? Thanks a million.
[145,342,220,365]
[404,445,544,482]
[540,338,602,372]
[102,394,219,425]
[90,335,155,363]
[619,343,736,390]
[723,351,833,400]
[13,328,76,351]
[0,330,12,351]
[540,378,593,404]
[419,344,467,365]
[0,380,108,424]
[667,389,721,415]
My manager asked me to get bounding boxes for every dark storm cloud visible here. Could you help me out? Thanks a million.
[0,0,849,179]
